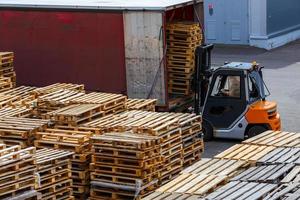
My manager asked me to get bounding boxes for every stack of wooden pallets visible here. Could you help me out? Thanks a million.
[90,132,162,200]
[84,110,204,184]
[0,144,38,199]
[32,83,84,97]
[35,148,74,200]
[34,128,93,199]
[0,52,16,88]
[0,117,50,148]
[175,113,203,167]
[126,99,157,112]
[43,104,105,126]
[166,22,202,96]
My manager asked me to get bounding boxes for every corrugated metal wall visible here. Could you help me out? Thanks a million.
[267,0,300,36]
[123,11,166,106]
[0,10,127,93]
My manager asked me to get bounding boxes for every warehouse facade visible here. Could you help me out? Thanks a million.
[204,0,300,49]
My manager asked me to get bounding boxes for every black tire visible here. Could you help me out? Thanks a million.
[203,119,213,141]
[247,125,268,138]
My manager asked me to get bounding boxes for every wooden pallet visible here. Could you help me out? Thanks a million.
[0,137,34,148]
[126,99,157,112]
[168,72,193,80]
[0,106,32,117]
[84,110,181,136]
[156,173,227,196]
[281,165,300,183]
[33,83,84,96]
[0,52,14,65]
[90,181,154,199]
[257,147,300,165]
[0,117,50,139]
[231,164,294,184]
[182,158,247,177]
[263,183,300,199]
[204,181,277,200]
[143,192,200,200]
[243,130,300,147]
[35,128,92,153]
[0,77,13,92]
[44,104,105,126]
[69,92,127,115]
[168,66,194,74]
[214,144,276,164]
[0,86,38,107]
[0,94,20,108]
[37,89,85,107]
[3,190,42,200]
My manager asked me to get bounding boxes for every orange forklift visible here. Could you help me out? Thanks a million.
[193,44,281,140]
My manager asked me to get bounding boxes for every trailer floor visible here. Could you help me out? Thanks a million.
[203,39,300,158]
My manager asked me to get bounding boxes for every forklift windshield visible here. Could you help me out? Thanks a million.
[248,70,270,102]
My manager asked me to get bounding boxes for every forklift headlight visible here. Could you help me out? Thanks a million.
[267,108,277,116]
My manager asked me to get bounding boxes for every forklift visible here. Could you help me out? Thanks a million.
[193,44,281,140]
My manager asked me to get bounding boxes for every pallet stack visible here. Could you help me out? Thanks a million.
[175,113,202,167]
[126,99,157,112]
[84,110,204,184]
[90,132,162,199]
[0,52,16,88]
[0,117,50,148]
[0,144,38,199]
[35,148,74,200]
[166,22,202,96]
[34,128,93,199]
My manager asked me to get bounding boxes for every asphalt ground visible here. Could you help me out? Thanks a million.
[202,40,300,158]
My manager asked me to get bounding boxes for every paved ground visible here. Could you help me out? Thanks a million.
[203,40,300,158]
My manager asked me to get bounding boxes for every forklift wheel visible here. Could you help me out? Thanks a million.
[203,120,213,141]
[247,125,268,138]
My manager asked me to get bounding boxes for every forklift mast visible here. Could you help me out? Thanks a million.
[193,44,214,115]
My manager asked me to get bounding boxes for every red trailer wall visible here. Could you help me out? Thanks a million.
[0,9,126,94]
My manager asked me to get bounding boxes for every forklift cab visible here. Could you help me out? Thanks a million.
[194,45,281,140]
